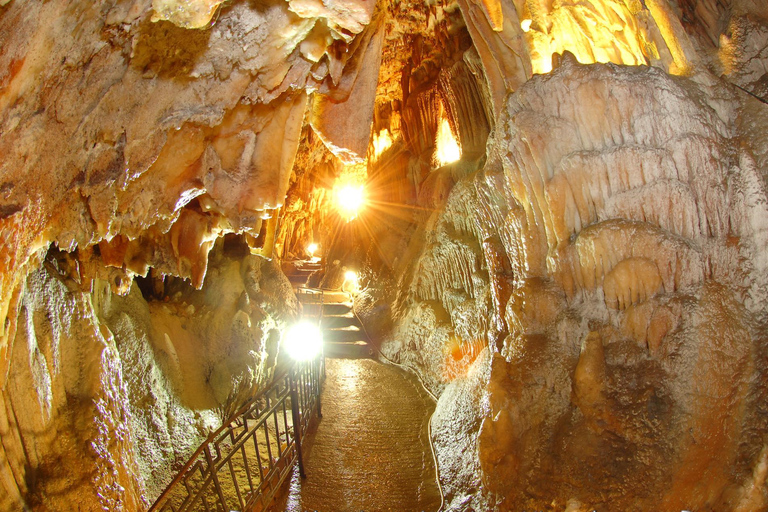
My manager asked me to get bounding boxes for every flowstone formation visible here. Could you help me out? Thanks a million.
[0,0,380,509]
[357,0,768,511]
[476,59,768,511]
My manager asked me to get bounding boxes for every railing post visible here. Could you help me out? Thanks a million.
[290,365,307,479]
[316,356,323,419]
[204,444,228,510]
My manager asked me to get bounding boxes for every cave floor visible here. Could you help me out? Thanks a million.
[274,357,442,512]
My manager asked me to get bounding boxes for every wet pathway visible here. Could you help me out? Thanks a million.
[276,358,442,512]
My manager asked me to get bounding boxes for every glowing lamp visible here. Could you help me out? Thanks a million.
[521,19,532,32]
[283,321,323,361]
[335,184,365,221]
[342,270,360,295]
[307,243,318,257]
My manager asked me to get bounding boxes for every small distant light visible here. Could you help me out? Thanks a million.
[342,270,360,296]
[283,321,323,361]
[521,19,532,32]
[307,243,318,257]
[372,129,393,160]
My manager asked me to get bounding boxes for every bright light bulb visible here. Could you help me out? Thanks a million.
[335,184,365,221]
[342,270,360,296]
[283,321,323,361]
[307,243,318,257]
[521,18,532,32]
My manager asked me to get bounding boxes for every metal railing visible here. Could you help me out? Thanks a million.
[150,359,323,512]
[295,286,324,323]
[151,289,325,512]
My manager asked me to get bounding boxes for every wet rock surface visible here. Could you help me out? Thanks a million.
[278,358,441,512]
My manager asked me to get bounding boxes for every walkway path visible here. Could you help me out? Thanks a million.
[279,260,441,511]
[277,358,442,511]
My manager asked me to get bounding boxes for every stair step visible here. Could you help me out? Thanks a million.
[324,340,372,359]
[325,329,366,344]
[294,265,321,272]
[323,303,352,315]
[323,315,357,329]
[297,297,325,304]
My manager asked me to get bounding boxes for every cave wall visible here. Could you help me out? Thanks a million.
[0,240,298,510]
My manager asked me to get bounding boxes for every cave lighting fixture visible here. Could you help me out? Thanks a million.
[434,117,461,167]
[342,270,360,296]
[307,242,318,258]
[334,182,366,221]
[283,321,324,361]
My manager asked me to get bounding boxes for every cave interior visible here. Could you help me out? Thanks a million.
[2,0,768,510]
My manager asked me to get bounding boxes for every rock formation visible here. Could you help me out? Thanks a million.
[2,0,768,510]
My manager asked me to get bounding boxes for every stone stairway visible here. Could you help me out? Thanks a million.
[286,259,372,359]
[284,259,322,288]
[321,297,373,359]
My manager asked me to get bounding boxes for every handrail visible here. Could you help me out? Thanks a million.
[151,288,325,512]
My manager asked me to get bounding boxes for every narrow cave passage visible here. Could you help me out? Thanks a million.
[277,260,442,511]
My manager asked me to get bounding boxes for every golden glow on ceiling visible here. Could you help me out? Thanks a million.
[434,117,461,167]
[525,0,651,75]
[334,181,366,221]
[371,129,393,161]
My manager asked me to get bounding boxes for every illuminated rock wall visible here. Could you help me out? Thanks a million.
[372,1,768,510]
[0,240,298,510]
